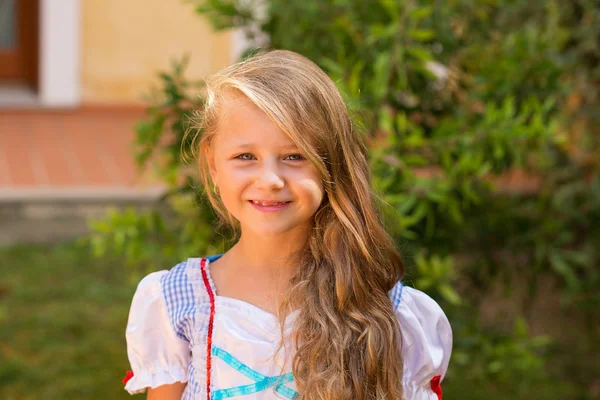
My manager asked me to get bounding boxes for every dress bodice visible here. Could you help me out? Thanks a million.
[124,257,452,399]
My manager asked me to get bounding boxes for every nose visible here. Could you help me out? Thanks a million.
[255,160,285,190]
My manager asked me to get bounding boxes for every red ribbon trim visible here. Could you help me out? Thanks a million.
[122,370,134,384]
[200,258,216,400]
[430,375,443,400]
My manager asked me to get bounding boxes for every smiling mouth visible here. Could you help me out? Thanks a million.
[249,200,291,206]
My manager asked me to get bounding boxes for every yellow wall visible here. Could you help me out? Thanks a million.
[81,0,232,104]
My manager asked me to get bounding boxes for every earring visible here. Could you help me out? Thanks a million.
[213,183,219,194]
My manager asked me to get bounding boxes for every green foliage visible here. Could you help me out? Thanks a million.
[88,0,600,397]
[89,202,219,274]
[133,56,203,186]
[451,317,551,389]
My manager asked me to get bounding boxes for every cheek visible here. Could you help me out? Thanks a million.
[215,161,249,189]
[213,164,250,209]
[293,172,325,208]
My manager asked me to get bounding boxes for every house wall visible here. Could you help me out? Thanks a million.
[80,0,232,104]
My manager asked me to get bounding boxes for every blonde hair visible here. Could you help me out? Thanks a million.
[191,50,405,399]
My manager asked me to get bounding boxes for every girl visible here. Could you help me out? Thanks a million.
[124,50,452,400]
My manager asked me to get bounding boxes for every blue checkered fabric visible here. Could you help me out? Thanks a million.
[184,362,200,400]
[161,261,196,341]
[160,260,202,399]
[389,281,404,311]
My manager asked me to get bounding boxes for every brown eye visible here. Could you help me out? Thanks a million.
[235,153,255,161]
[285,154,305,161]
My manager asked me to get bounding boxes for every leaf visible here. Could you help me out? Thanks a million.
[416,277,434,290]
[378,107,395,134]
[406,46,434,62]
[396,111,408,133]
[379,0,400,18]
[373,53,392,99]
[402,201,429,227]
[514,317,529,337]
[409,6,433,21]
[549,250,579,288]
[488,360,504,374]
[439,284,462,305]
[395,193,418,214]
[348,61,364,95]
[399,228,419,240]
[448,199,464,224]
[367,23,397,44]
[408,29,436,41]
[319,57,344,77]
[403,154,428,166]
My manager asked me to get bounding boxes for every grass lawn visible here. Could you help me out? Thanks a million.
[0,242,138,400]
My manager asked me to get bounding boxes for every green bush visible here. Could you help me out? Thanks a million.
[90,0,600,398]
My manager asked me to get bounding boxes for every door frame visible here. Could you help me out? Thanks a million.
[39,0,80,106]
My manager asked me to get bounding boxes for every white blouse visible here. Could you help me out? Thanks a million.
[124,256,452,399]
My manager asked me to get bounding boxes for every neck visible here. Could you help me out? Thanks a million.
[227,225,310,275]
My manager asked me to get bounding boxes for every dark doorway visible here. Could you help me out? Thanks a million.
[0,0,39,90]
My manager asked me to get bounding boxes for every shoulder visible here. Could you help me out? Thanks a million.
[388,282,452,346]
[160,259,197,305]
[125,262,196,395]
[389,282,450,330]
[157,257,214,303]
[388,282,453,397]
[393,285,452,352]
[131,258,212,341]
[132,269,167,298]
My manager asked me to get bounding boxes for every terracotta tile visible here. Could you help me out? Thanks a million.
[37,117,79,186]
[0,117,15,185]
[0,116,37,186]
[102,115,142,185]
[0,107,158,189]
[89,117,126,185]
[29,117,52,186]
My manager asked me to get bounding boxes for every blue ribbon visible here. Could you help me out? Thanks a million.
[211,346,298,399]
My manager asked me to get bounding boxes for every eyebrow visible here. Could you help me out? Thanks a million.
[228,142,300,149]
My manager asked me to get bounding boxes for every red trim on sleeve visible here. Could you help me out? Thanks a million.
[430,375,443,400]
[122,370,134,384]
[200,258,216,400]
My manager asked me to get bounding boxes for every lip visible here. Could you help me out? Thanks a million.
[248,200,291,213]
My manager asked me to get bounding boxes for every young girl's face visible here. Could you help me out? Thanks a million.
[208,95,325,238]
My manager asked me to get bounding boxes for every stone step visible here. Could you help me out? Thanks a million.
[0,186,166,246]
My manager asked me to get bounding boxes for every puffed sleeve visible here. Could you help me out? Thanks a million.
[124,271,190,394]
[392,284,453,399]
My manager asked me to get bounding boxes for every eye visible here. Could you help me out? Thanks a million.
[284,153,305,161]
[235,153,256,161]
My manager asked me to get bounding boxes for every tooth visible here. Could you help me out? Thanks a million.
[251,201,285,206]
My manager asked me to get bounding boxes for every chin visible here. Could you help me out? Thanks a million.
[252,225,297,238]
[245,220,309,239]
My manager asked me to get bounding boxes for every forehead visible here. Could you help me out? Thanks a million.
[213,94,297,149]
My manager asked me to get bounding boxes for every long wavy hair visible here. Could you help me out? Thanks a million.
[191,50,405,399]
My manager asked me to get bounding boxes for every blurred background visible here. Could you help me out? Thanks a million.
[0,0,598,399]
